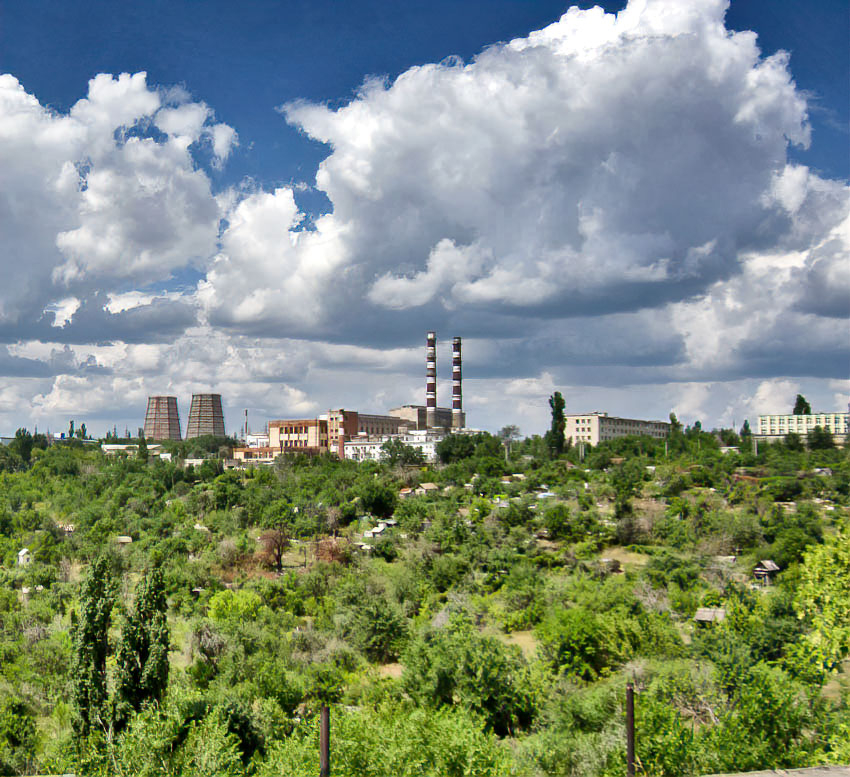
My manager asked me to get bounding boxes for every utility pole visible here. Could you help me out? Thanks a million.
[626,682,635,777]
[319,705,330,777]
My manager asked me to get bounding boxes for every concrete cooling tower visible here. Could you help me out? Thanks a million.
[143,396,182,441]
[186,394,226,439]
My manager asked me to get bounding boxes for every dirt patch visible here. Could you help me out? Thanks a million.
[601,546,650,569]
[822,658,850,703]
[500,630,538,659]
[379,663,404,678]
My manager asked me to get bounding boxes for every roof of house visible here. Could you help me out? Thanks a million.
[694,607,726,622]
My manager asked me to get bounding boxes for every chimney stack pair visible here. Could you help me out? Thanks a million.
[425,331,463,430]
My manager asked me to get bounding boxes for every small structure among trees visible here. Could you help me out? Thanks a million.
[754,559,780,586]
[694,607,726,625]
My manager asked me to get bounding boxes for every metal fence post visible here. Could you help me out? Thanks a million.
[626,682,635,777]
[319,705,330,777]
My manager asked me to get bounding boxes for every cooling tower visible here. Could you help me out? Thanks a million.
[143,396,181,441]
[186,393,226,439]
[452,337,463,429]
[426,331,437,429]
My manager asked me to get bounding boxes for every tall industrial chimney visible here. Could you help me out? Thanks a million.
[452,337,463,429]
[426,331,437,429]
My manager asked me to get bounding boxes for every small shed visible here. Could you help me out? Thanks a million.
[17,548,31,566]
[414,482,439,496]
[694,607,726,625]
[754,559,780,585]
[115,535,133,546]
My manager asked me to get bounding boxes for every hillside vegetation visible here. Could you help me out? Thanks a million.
[0,425,848,775]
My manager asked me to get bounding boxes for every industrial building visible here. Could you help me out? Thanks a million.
[387,405,459,432]
[268,417,329,454]
[237,330,467,461]
[756,412,848,443]
[186,394,226,439]
[565,412,670,446]
[143,396,182,441]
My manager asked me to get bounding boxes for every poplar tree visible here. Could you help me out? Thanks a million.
[114,565,169,727]
[71,556,115,737]
[793,394,812,415]
[545,391,566,456]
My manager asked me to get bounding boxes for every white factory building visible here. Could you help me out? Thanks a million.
[756,412,848,443]
[565,412,670,446]
[343,429,445,463]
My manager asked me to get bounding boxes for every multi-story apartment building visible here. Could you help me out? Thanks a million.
[565,412,670,446]
[756,412,848,442]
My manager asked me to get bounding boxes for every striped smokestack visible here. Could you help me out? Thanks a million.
[426,331,437,429]
[452,337,463,429]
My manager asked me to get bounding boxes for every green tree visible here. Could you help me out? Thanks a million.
[498,425,520,442]
[403,620,534,735]
[436,433,476,464]
[545,392,566,456]
[669,412,683,435]
[536,607,616,681]
[808,425,835,450]
[9,428,33,464]
[137,433,149,463]
[357,479,397,518]
[784,432,804,451]
[789,521,850,681]
[793,394,811,415]
[71,556,115,737]
[381,437,424,466]
[115,565,170,726]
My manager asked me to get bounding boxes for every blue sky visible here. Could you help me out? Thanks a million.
[0,0,847,436]
[3,0,846,193]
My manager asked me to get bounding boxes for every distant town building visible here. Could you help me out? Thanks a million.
[343,429,446,463]
[756,412,848,443]
[186,394,226,438]
[270,410,416,457]
[269,417,329,454]
[565,412,670,446]
[102,443,167,459]
[246,432,270,448]
[17,548,31,566]
[143,396,182,440]
[232,446,278,465]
